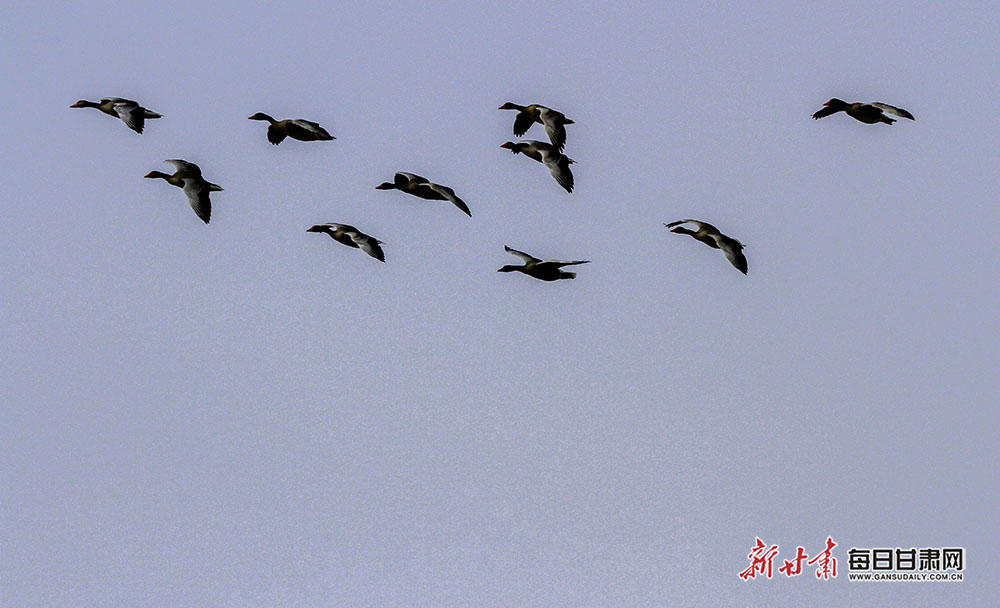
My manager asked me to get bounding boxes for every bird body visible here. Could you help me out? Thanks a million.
[499,102,574,150]
[248,112,335,144]
[71,97,162,134]
[497,245,589,281]
[307,223,385,262]
[812,98,914,124]
[665,219,747,274]
[144,160,222,224]
[500,140,575,193]
[375,172,471,216]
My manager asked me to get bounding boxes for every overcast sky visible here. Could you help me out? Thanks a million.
[2,1,997,606]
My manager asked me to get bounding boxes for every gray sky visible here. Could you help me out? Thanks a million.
[3,1,997,606]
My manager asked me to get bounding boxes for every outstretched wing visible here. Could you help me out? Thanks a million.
[539,107,568,151]
[164,159,202,178]
[719,237,748,274]
[267,124,287,145]
[665,219,718,234]
[512,111,534,137]
[541,149,574,193]
[811,105,841,120]
[426,183,471,216]
[871,103,914,120]
[504,245,540,263]
[112,100,145,133]
[549,259,590,268]
[180,178,212,224]
[395,172,429,186]
[351,232,385,262]
[288,119,335,139]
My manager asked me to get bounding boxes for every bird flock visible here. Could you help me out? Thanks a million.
[71,95,914,280]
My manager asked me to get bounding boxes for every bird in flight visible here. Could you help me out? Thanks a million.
[144,160,222,224]
[665,219,747,274]
[71,97,162,134]
[497,245,589,281]
[811,99,914,125]
[500,141,575,193]
[307,223,385,262]
[248,112,335,145]
[499,102,574,151]
[375,172,471,217]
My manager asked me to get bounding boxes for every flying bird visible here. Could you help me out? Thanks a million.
[70,97,162,134]
[665,219,747,274]
[375,172,471,216]
[499,102,574,151]
[248,112,335,145]
[144,160,222,224]
[500,141,575,193]
[811,99,914,125]
[307,223,385,262]
[497,245,589,281]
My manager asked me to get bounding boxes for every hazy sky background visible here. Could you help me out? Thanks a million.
[3,1,997,606]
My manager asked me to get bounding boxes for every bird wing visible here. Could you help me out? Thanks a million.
[267,123,287,145]
[719,237,748,274]
[811,105,842,120]
[164,159,202,178]
[504,246,540,263]
[180,178,212,224]
[548,259,590,268]
[539,107,568,150]
[111,100,146,133]
[395,172,429,186]
[512,111,535,137]
[542,150,574,193]
[665,219,718,234]
[288,119,335,139]
[870,103,914,120]
[289,119,324,133]
[426,183,471,216]
[351,232,385,262]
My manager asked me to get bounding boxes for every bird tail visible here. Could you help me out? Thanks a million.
[208,182,223,191]
[145,111,162,119]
